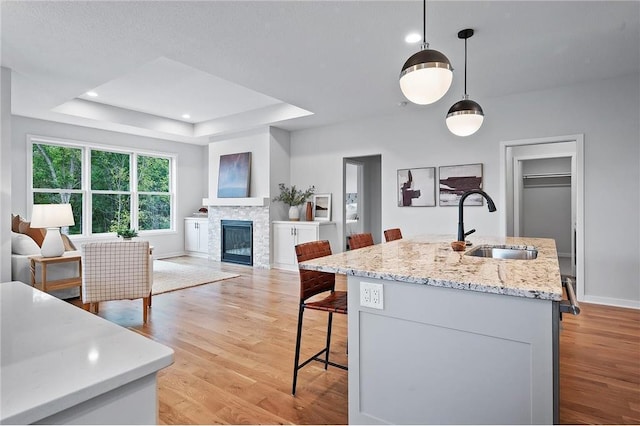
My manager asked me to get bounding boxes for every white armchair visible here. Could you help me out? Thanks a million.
[81,241,152,323]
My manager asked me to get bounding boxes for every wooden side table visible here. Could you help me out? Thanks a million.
[30,254,82,294]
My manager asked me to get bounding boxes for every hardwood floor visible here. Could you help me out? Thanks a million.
[70,257,639,424]
[559,301,640,424]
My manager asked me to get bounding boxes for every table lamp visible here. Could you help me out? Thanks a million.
[30,204,75,257]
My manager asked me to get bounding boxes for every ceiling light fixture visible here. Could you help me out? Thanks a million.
[86,91,98,97]
[446,29,484,137]
[399,0,452,105]
[405,33,421,44]
[182,113,191,119]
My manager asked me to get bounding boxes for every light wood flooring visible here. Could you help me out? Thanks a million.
[70,256,639,424]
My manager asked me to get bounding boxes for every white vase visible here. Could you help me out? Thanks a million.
[288,205,300,221]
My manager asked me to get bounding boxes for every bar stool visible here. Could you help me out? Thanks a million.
[384,228,403,242]
[348,232,374,250]
[292,240,347,395]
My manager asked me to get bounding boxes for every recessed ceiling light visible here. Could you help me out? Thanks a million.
[405,33,421,44]
[182,113,191,119]
[86,91,98,97]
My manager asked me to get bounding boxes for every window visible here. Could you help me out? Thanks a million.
[137,155,171,231]
[32,143,83,235]
[29,136,175,236]
[91,149,131,234]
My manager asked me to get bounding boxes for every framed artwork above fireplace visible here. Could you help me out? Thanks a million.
[217,152,251,198]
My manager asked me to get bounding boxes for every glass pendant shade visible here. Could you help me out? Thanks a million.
[400,49,453,105]
[446,98,484,136]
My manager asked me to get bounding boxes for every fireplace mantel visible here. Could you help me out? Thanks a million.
[202,197,270,207]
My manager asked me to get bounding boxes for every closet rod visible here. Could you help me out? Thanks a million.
[522,172,571,179]
[523,183,571,188]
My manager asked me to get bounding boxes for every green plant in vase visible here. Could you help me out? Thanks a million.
[273,183,315,221]
[116,227,138,240]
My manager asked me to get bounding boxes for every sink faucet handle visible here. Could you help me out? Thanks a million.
[464,228,476,238]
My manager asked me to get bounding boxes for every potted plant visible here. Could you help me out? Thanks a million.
[273,183,315,221]
[116,227,138,240]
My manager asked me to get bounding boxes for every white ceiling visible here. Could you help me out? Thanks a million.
[2,1,639,145]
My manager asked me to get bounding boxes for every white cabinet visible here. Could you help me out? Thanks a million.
[272,221,338,271]
[184,218,208,255]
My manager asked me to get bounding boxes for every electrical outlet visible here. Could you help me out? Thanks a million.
[360,282,384,309]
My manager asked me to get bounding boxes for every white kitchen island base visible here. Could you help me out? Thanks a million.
[347,275,556,425]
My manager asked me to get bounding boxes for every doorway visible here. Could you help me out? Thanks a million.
[500,135,584,300]
[343,155,382,251]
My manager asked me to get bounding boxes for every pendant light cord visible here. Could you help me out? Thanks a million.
[422,0,428,49]
[423,0,426,44]
[464,36,468,96]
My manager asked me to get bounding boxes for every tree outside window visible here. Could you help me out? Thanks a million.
[32,143,83,235]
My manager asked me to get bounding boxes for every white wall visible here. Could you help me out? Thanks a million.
[11,116,207,258]
[207,127,271,201]
[207,126,293,221]
[1,68,12,281]
[268,126,291,222]
[290,73,640,308]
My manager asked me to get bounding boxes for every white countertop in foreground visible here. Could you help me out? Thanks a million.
[299,235,563,301]
[0,281,174,424]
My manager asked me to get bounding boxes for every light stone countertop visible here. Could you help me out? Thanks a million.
[299,235,563,301]
[0,281,174,424]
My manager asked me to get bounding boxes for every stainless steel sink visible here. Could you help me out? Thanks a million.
[465,244,538,260]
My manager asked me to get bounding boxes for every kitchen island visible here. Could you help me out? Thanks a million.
[0,281,174,425]
[299,235,563,425]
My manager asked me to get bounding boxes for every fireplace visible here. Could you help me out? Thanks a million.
[221,220,253,266]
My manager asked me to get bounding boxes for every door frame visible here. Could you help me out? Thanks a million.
[500,134,585,301]
[343,155,382,250]
[344,159,364,228]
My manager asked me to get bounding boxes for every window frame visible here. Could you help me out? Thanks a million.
[27,135,176,239]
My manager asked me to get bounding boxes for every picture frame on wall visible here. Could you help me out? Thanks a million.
[312,193,332,221]
[439,163,484,206]
[397,167,436,207]
[217,152,251,198]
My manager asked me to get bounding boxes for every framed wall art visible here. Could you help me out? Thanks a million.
[397,167,436,207]
[312,193,332,221]
[217,152,251,198]
[439,163,483,206]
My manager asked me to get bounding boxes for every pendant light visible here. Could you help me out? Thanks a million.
[446,29,484,137]
[399,0,452,105]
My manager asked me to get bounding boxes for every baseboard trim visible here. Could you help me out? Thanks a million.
[183,251,209,259]
[583,295,640,310]
[155,251,193,260]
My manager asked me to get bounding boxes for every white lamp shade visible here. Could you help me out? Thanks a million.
[30,204,75,228]
[446,112,484,137]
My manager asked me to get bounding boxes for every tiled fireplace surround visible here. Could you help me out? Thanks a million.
[208,206,270,268]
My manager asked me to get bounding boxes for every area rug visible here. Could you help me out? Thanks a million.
[152,260,239,295]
